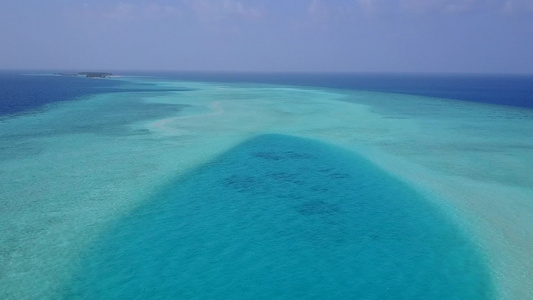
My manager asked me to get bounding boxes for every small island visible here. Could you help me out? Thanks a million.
[55,72,113,78]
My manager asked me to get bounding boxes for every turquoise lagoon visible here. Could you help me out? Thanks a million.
[0,75,532,299]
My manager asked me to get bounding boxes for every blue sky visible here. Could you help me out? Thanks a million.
[1,0,532,73]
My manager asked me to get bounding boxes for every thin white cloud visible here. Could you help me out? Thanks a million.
[307,0,324,17]
[312,0,477,17]
[356,0,383,15]
[307,0,335,21]
[399,0,477,14]
[306,0,360,29]
[348,0,533,15]
[67,2,181,22]
[500,0,533,14]
[184,0,263,22]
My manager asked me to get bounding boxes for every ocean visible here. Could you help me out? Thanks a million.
[0,72,532,299]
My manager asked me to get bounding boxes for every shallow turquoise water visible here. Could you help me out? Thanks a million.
[63,134,492,299]
[4,75,530,298]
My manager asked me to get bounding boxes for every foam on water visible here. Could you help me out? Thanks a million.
[0,76,531,299]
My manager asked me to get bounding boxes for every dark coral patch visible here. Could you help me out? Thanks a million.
[223,175,259,192]
[253,151,314,161]
[296,200,341,216]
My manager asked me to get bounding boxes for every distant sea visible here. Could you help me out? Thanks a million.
[0,72,190,116]
[1,72,532,117]
[1,71,532,299]
[150,72,533,108]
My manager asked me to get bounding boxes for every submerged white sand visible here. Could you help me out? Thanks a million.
[0,78,532,299]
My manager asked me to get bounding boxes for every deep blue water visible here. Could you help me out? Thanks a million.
[64,135,492,299]
[0,73,124,116]
[145,72,533,109]
[0,72,187,117]
[1,72,532,118]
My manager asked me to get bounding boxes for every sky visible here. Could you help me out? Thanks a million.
[1,0,532,73]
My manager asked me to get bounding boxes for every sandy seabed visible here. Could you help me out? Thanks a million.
[0,77,531,299]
